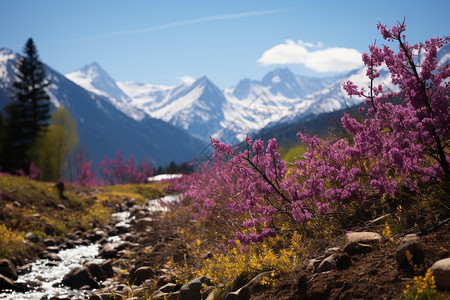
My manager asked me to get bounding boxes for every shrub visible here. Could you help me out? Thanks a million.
[0,224,25,258]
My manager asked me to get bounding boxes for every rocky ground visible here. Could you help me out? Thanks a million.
[1,192,449,299]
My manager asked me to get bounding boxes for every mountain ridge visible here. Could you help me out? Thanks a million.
[70,62,363,143]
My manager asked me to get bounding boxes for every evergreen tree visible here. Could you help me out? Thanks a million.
[1,38,51,172]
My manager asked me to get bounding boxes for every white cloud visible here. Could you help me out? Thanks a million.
[258,40,363,72]
[180,76,196,85]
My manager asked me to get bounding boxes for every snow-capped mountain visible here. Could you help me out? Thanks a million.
[0,48,205,166]
[66,62,145,120]
[118,77,227,140]
[70,65,347,142]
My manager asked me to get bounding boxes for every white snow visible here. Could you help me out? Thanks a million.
[271,75,281,84]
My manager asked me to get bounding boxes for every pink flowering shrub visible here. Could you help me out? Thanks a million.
[174,20,449,245]
[72,150,154,187]
[98,150,154,185]
[73,153,99,187]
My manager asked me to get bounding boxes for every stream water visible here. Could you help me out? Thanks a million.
[0,194,182,300]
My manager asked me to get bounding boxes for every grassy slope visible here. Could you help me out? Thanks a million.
[0,173,165,260]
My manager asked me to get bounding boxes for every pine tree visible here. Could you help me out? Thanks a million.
[1,38,51,173]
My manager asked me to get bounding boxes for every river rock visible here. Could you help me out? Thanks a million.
[85,262,107,281]
[0,259,18,280]
[24,232,41,243]
[99,244,119,259]
[94,230,108,241]
[344,232,382,254]
[129,205,149,219]
[133,217,154,231]
[0,274,29,292]
[61,266,99,289]
[43,238,58,247]
[179,275,213,300]
[0,273,16,291]
[39,251,61,261]
[96,237,109,245]
[430,258,450,290]
[101,260,115,278]
[395,234,424,267]
[115,224,130,234]
[130,266,156,286]
[46,246,60,253]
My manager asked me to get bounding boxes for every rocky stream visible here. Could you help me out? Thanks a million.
[0,194,182,300]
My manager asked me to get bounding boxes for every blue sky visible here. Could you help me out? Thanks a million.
[1,0,449,89]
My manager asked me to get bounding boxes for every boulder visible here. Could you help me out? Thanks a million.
[0,259,18,280]
[61,266,99,289]
[395,234,424,267]
[430,258,450,290]
[344,232,382,254]
[179,275,213,300]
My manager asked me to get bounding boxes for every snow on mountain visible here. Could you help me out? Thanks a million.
[66,63,145,120]
[218,68,349,141]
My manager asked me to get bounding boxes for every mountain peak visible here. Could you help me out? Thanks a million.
[0,48,17,64]
[79,62,108,76]
[0,48,14,56]
[262,67,296,85]
[195,76,213,85]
